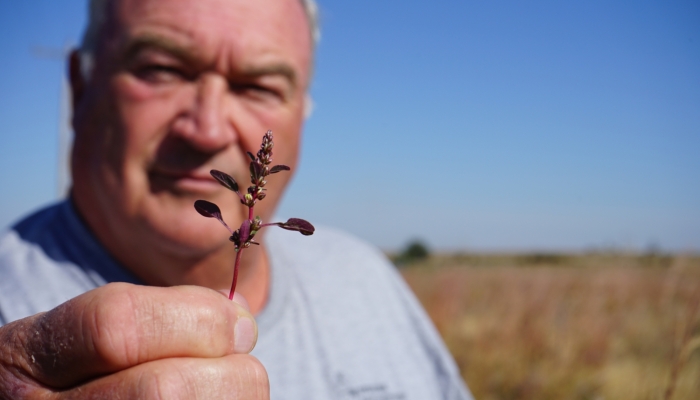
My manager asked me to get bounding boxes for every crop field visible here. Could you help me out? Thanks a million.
[399,253,700,400]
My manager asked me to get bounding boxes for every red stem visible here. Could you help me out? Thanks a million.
[229,248,243,300]
[229,203,256,300]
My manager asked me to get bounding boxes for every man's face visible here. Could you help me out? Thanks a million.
[71,0,312,259]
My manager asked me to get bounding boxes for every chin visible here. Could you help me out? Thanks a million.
[137,197,234,257]
[157,223,231,257]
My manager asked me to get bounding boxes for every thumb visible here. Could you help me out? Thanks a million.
[216,289,251,312]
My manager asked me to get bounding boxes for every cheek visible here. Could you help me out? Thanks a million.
[236,100,304,166]
[111,75,192,164]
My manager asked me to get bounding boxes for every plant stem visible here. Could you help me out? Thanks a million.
[229,248,243,300]
[229,203,256,300]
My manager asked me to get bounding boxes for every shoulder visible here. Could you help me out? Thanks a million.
[265,224,434,349]
[0,202,105,325]
[267,225,393,280]
[0,202,64,270]
[263,226,473,399]
[0,204,68,323]
[3,202,64,243]
[267,224,384,258]
[268,224,430,329]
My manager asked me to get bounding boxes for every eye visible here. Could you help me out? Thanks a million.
[134,64,189,84]
[231,83,285,103]
[232,83,276,95]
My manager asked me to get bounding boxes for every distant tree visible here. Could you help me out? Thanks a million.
[394,239,430,266]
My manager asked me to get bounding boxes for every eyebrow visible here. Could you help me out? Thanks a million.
[121,34,200,65]
[121,33,299,91]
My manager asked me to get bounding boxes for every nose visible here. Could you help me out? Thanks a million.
[171,73,237,153]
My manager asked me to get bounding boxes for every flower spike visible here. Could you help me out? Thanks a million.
[194,130,314,300]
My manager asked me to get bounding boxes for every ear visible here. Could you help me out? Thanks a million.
[68,49,85,109]
[303,93,314,120]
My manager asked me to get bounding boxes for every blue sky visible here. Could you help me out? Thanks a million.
[1,0,698,252]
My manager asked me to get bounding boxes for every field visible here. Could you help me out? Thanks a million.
[399,253,700,400]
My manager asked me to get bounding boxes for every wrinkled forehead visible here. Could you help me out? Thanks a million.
[102,0,312,82]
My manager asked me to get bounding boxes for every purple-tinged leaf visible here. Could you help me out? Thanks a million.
[247,151,256,161]
[249,161,264,182]
[194,200,233,233]
[269,165,291,174]
[277,218,315,236]
[210,170,239,192]
[194,200,222,219]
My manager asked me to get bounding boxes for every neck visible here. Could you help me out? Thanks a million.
[70,196,271,315]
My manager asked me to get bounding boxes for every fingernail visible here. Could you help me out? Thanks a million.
[234,315,257,353]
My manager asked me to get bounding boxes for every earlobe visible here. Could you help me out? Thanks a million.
[68,49,85,108]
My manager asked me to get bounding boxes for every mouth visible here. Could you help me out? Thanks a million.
[149,167,221,194]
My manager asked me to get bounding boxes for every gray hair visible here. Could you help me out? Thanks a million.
[79,0,320,78]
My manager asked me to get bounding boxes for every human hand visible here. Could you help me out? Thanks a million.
[0,283,268,399]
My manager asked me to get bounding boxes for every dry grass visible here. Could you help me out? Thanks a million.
[400,253,700,400]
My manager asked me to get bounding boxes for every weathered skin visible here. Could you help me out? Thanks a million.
[0,283,266,399]
[0,0,313,397]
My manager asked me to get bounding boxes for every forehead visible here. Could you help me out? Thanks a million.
[110,0,312,77]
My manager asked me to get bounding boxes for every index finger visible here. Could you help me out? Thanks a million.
[0,282,256,389]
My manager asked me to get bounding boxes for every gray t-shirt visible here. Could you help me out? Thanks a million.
[0,201,472,400]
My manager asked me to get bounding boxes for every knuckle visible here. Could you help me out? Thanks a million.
[230,355,270,399]
[83,284,249,368]
[85,283,142,367]
[139,368,194,400]
[138,356,269,399]
[167,287,241,354]
[136,357,270,400]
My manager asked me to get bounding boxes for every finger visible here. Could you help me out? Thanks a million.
[216,290,251,312]
[1,283,257,390]
[56,354,269,400]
